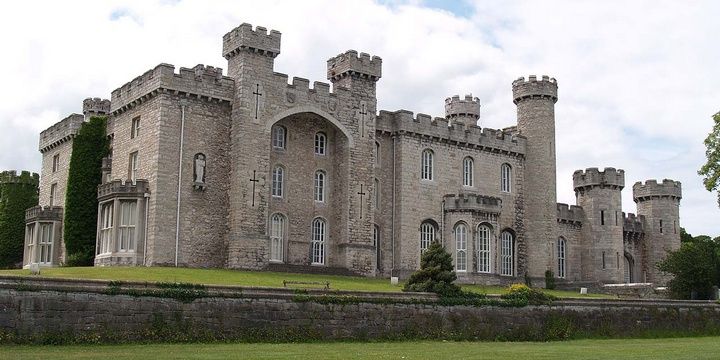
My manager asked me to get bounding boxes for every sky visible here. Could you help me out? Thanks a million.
[0,0,718,236]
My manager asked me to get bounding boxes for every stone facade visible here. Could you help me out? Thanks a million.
[21,23,682,285]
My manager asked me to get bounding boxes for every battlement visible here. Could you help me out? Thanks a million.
[623,212,645,234]
[39,113,84,153]
[25,205,63,222]
[0,170,39,186]
[110,63,234,114]
[632,179,682,202]
[557,203,584,225]
[376,110,525,156]
[222,23,281,59]
[445,95,480,120]
[82,97,111,116]
[512,75,558,104]
[327,50,382,82]
[444,193,502,213]
[98,179,150,201]
[573,167,625,191]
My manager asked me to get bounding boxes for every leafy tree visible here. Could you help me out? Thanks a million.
[699,112,720,207]
[680,227,694,243]
[0,173,38,268]
[403,241,462,297]
[63,116,109,266]
[658,237,720,299]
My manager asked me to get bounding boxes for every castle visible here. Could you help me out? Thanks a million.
[19,23,682,285]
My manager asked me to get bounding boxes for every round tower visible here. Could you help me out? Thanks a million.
[82,98,111,118]
[573,167,625,283]
[0,170,39,268]
[513,75,558,278]
[632,179,682,284]
[445,95,480,127]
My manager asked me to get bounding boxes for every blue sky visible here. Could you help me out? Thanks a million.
[0,0,718,236]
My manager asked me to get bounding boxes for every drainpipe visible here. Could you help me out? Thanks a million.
[142,191,150,266]
[175,100,188,267]
[441,200,445,247]
[391,134,396,275]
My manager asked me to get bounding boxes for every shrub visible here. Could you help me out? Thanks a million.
[658,238,720,299]
[545,270,556,290]
[501,283,556,305]
[403,241,462,297]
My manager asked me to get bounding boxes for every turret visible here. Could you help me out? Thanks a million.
[327,50,382,91]
[513,75,558,278]
[82,98,111,118]
[223,23,281,77]
[445,95,480,127]
[573,167,625,283]
[633,179,682,284]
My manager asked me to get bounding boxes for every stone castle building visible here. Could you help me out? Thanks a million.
[21,23,682,285]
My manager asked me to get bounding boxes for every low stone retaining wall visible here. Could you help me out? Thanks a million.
[0,276,719,343]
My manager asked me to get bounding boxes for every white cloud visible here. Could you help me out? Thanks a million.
[1,0,718,235]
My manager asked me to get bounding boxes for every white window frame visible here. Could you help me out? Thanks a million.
[314,170,326,203]
[272,126,286,150]
[129,151,139,183]
[500,231,514,276]
[38,222,53,265]
[455,223,467,272]
[49,183,57,207]
[421,149,433,181]
[25,223,36,264]
[52,154,60,173]
[463,157,474,187]
[314,132,326,155]
[501,163,512,193]
[557,237,566,279]
[312,218,326,265]
[99,202,114,255]
[270,213,285,262]
[131,117,140,139]
[272,166,284,198]
[477,225,492,273]
[118,200,137,252]
[420,222,435,254]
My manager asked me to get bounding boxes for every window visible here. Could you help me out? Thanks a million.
[314,170,325,202]
[500,231,514,276]
[38,223,53,264]
[99,202,113,255]
[601,210,605,226]
[49,183,57,207]
[420,221,435,254]
[501,164,512,192]
[602,251,606,270]
[52,154,60,173]
[615,211,619,226]
[272,166,284,198]
[455,223,467,272]
[674,220,677,234]
[270,213,285,262]
[118,201,137,252]
[463,157,474,187]
[421,149,433,181]
[616,252,620,268]
[373,224,380,270]
[131,117,140,139]
[25,224,35,263]
[272,125,286,150]
[314,132,326,155]
[659,219,663,233]
[375,141,380,167]
[557,237,566,278]
[129,151,138,183]
[312,218,326,265]
[373,178,380,209]
[477,225,492,273]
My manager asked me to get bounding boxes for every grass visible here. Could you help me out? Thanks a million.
[1,337,718,359]
[0,267,613,298]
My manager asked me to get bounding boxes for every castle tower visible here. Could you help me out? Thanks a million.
[633,179,682,284]
[82,98,111,119]
[573,168,625,283]
[445,95,480,127]
[513,75,558,278]
[0,171,39,268]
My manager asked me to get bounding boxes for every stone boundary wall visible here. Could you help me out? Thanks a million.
[1,276,719,342]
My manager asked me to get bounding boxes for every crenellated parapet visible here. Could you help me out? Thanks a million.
[376,110,525,156]
[98,179,150,201]
[222,23,281,59]
[444,193,502,214]
[557,203,584,226]
[573,167,625,192]
[623,212,645,234]
[512,75,558,105]
[327,50,382,82]
[633,179,682,202]
[0,170,39,186]
[445,95,480,126]
[25,205,63,222]
[38,113,84,153]
[110,63,234,115]
[82,97,111,117]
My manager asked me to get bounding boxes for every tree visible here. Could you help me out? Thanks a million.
[0,172,38,268]
[63,116,109,266]
[680,227,694,243]
[699,112,720,207]
[403,241,462,297]
[658,237,720,299]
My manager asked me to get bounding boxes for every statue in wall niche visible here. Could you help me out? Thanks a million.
[193,153,207,190]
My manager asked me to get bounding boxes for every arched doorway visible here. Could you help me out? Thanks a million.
[624,254,634,283]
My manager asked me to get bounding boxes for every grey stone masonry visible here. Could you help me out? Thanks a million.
[445,94,480,127]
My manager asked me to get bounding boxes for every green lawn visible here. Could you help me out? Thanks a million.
[1,337,717,359]
[0,267,612,298]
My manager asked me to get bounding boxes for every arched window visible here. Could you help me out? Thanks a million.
[311,218,326,265]
[501,163,512,193]
[270,214,285,262]
[375,141,381,167]
[272,125,286,150]
[373,178,380,209]
[463,157,474,187]
[500,231,514,276]
[421,149,433,181]
[557,237,566,278]
[271,166,284,198]
[477,224,492,273]
[455,223,467,272]
[420,221,436,254]
[314,170,326,202]
[314,132,326,155]
[373,224,381,270]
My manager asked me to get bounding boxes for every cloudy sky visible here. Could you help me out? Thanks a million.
[1,0,718,236]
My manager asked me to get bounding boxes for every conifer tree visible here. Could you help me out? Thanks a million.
[403,241,462,297]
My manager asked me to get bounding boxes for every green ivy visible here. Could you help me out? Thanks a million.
[63,116,109,266]
[0,173,38,268]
